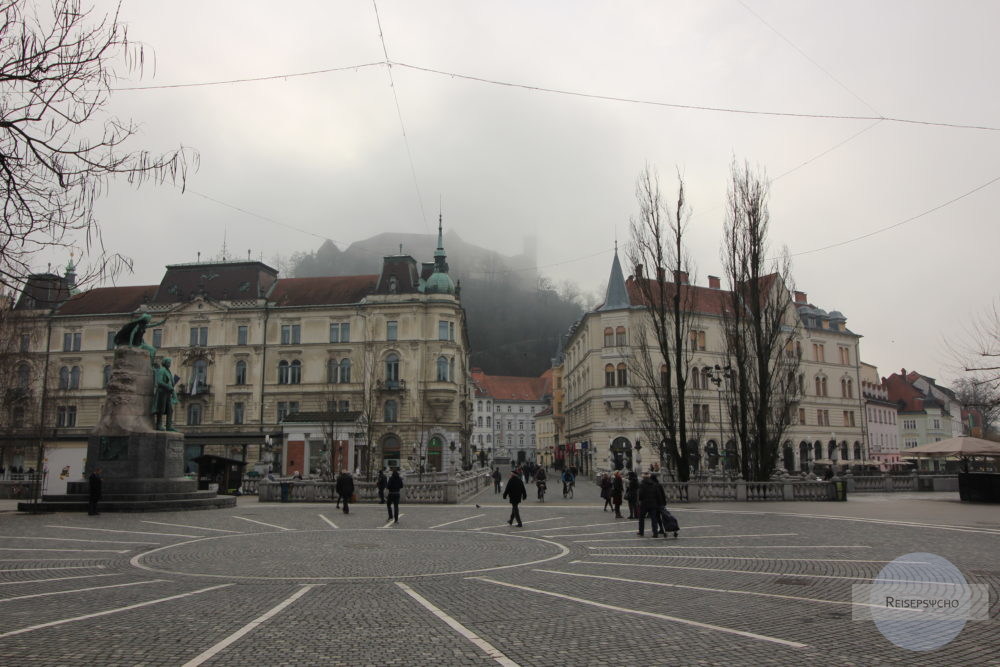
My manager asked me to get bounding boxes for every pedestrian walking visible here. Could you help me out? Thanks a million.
[376,469,387,504]
[386,468,403,523]
[611,471,624,518]
[625,470,639,519]
[637,472,661,537]
[88,467,102,516]
[335,470,354,514]
[492,467,502,493]
[600,473,613,511]
[502,470,527,527]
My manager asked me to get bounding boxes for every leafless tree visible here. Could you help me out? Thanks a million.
[720,160,800,482]
[626,166,697,481]
[949,301,1000,434]
[952,376,1000,437]
[0,0,197,290]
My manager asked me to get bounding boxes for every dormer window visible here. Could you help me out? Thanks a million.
[388,276,398,293]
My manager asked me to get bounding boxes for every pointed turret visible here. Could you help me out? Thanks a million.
[597,242,630,311]
[424,213,455,295]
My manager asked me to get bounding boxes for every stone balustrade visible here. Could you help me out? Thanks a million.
[256,469,492,504]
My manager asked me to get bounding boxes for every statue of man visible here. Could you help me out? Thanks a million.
[114,313,166,360]
[152,358,179,431]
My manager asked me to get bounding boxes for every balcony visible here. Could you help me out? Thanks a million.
[376,378,407,392]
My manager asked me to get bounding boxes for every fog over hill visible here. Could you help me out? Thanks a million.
[290,232,586,376]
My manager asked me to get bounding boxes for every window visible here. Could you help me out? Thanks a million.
[235,360,247,385]
[234,402,245,425]
[386,354,400,382]
[276,401,299,421]
[660,364,669,388]
[190,360,208,394]
[387,321,398,341]
[187,403,202,426]
[689,329,706,351]
[337,400,349,412]
[477,416,483,427]
[843,411,856,427]
[278,360,301,384]
[692,404,710,422]
[388,276,398,293]
[189,327,208,347]
[329,322,350,343]
[107,331,116,350]
[10,406,25,428]
[436,356,449,382]
[817,409,830,427]
[616,363,628,387]
[814,376,827,397]
[339,359,352,383]
[152,329,163,348]
[102,365,112,388]
[19,333,30,352]
[280,324,300,345]
[615,326,627,346]
[327,359,338,383]
[813,343,825,363]
[59,366,81,390]
[62,332,81,351]
[933,418,941,429]
[519,421,524,431]
[17,363,30,390]
[59,366,69,389]
[486,434,492,444]
[839,346,850,365]
[439,321,449,341]
[486,416,491,428]
[384,400,398,423]
[604,363,615,387]
[278,360,290,384]
[56,405,77,427]
[237,326,248,345]
[506,421,512,431]
[799,408,806,425]
[603,327,613,347]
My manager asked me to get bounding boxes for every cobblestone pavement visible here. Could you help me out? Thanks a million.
[1,486,997,666]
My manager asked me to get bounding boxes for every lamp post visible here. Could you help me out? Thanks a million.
[707,365,732,474]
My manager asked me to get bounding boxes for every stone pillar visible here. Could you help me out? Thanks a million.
[736,479,747,501]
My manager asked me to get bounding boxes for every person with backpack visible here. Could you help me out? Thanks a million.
[386,468,403,523]
[502,470,527,527]
[637,471,662,537]
[561,468,575,497]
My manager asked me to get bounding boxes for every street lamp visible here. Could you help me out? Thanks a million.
[706,365,732,474]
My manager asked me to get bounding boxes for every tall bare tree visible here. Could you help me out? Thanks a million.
[1,0,196,290]
[951,301,1000,435]
[952,376,999,437]
[627,166,697,481]
[720,160,800,481]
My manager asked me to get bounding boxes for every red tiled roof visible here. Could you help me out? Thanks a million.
[625,277,730,316]
[884,372,925,413]
[55,285,158,315]
[471,369,548,401]
[269,275,378,307]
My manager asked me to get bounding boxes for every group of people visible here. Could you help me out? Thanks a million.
[596,469,675,536]
[317,468,403,523]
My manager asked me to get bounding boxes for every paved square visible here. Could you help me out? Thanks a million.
[1,489,997,666]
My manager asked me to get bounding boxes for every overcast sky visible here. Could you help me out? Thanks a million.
[50,0,1000,386]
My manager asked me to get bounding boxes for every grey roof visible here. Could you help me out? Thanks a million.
[597,247,630,312]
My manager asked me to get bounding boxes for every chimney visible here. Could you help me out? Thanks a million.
[708,275,721,289]
[794,291,807,304]
[656,267,666,283]
[673,270,689,285]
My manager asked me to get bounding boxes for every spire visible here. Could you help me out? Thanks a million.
[598,244,629,311]
[424,212,455,295]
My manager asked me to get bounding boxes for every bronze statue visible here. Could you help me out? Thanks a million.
[152,358,179,431]
[114,313,166,360]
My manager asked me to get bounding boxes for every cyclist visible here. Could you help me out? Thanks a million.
[535,466,547,501]
[561,467,575,498]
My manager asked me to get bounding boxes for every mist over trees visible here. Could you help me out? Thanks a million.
[289,233,588,377]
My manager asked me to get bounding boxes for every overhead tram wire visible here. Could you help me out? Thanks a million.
[372,1,430,234]
[111,60,1000,134]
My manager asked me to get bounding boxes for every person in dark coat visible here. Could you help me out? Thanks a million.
[386,468,403,523]
[611,471,624,518]
[492,467,502,493]
[637,472,662,537]
[376,469,388,504]
[502,470,527,527]
[335,470,354,514]
[600,473,613,511]
[625,471,639,519]
[651,472,668,537]
[88,467,102,516]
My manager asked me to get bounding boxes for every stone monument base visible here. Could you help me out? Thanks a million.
[22,431,236,513]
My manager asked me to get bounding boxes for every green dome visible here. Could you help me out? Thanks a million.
[424,270,455,294]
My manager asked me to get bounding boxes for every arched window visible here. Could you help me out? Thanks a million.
[187,402,203,426]
[847,379,854,398]
[278,360,290,385]
[477,400,482,411]
[815,376,822,395]
[477,416,483,427]
[450,357,455,382]
[58,366,69,389]
[604,364,615,387]
[821,377,828,396]
[388,276,398,293]
[384,399,398,423]
[327,359,337,383]
[288,360,301,384]
[437,356,449,382]
[17,363,30,390]
[339,358,351,383]
[385,353,399,382]
[486,416,491,427]
[486,434,492,444]
[193,360,208,392]
[102,365,112,388]
[615,326,626,346]
[841,378,847,397]
[616,363,628,387]
[69,366,81,390]
[691,366,703,390]
[603,327,613,347]
[235,360,247,385]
